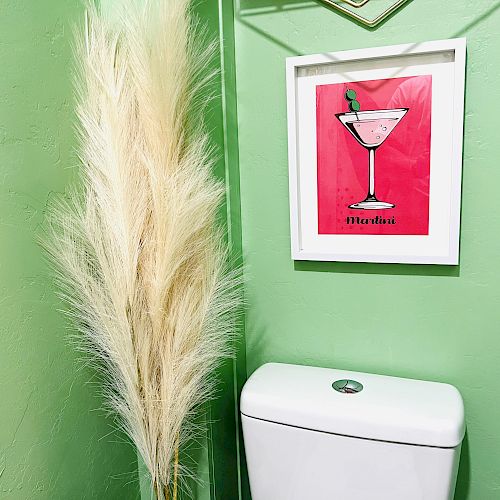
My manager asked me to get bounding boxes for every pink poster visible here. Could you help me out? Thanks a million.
[316,75,432,235]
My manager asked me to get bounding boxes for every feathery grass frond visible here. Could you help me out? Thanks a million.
[44,1,240,497]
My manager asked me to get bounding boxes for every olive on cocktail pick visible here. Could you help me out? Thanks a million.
[345,89,357,101]
[344,89,360,112]
[349,100,361,112]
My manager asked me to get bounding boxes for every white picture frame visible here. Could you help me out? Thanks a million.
[286,38,466,265]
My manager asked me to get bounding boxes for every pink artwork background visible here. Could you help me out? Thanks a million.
[316,75,432,235]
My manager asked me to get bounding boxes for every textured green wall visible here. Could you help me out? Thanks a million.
[0,1,140,498]
[233,1,500,499]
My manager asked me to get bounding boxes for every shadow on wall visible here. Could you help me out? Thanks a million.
[452,1,500,37]
[236,0,500,63]
[455,432,470,500]
[294,260,461,277]
[236,0,415,46]
[238,0,500,35]
[236,0,317,55]
[238,0,318,15]
[244,308,269,372]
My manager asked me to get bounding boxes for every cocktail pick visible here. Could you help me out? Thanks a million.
[345,88,360,112]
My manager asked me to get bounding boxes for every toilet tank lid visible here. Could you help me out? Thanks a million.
[240,363,465,448]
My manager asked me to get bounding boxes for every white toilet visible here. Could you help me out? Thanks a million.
[241,363,465,500]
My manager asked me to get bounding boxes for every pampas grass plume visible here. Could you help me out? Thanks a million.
[44,0,240,497]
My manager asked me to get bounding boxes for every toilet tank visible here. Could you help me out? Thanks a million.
[241,363,465,500]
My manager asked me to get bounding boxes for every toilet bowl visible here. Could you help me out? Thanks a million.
[241,363,465,500]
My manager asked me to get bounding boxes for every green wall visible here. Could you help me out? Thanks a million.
[0,1,140,498]
[7,0,500,499]
[232,1,500,499]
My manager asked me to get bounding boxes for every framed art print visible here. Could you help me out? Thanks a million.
[286,38,466,264]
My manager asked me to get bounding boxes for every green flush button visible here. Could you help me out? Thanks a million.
[332,379,363,394]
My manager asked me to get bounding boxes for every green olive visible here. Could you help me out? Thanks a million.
[345,89,357,101]
[349,100,360,112]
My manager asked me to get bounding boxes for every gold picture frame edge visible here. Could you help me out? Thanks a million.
[321,0,412,27]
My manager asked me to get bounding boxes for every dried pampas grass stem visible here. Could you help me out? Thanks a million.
[44,0,240,497]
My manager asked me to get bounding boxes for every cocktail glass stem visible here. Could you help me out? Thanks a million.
[368,148,376,199]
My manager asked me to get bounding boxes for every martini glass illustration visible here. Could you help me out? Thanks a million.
[336,108,408,209]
